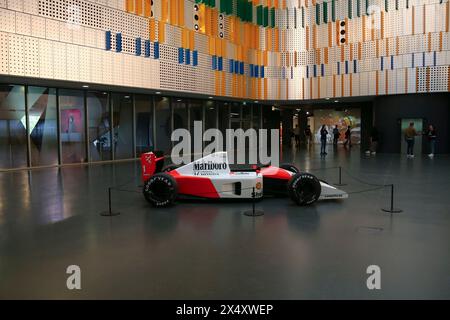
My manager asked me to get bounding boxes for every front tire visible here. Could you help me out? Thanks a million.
[288,173,321,206]
[143,173,178,207]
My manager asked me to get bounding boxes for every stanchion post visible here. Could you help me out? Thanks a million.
[100,187,121,216]
[381,184,403,214]
[243,187,264,217]
[252,188,256,215]
[335,166,347,186]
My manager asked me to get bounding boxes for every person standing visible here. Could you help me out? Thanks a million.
[320,125,328,155]
[304,125,312,148]
[343,126,352,148]
[293,125,301,147]
[425,124,437,158]
[370,126,379,155]
[404,122,418,158]
[332,125,340,146]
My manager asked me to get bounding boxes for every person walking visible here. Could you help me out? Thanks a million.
[343,126,352,148]
[332,125,340,146]
[404,122,418,158]
[425,124,437,158]
[304,125,312,148]
[320,125,328,155]
[293,125,301,147]
[369,126,379,155]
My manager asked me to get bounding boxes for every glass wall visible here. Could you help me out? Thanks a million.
[111,94,134,160]
[28,87,58,166]
[154,96,171,153]
[0,83,263,169]
[87,91,111,162]
[0,85,28,168]
[135,94,154,157]
[59,89,87,164]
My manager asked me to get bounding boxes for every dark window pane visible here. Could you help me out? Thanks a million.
[0,85,27,168]
[59,89,86,164]
[204,100,217,130]
[189,100,203,154]
[189,100,203,131]
[218,102,229,132]
[173,99,188,130]
[88,91,112,162]
[28,87,58,166]
[154,96,171,153]
[230,103,241,130]
[217,102,229,151]
[242,103,252,130]
[135,94,154,157]
[253,104,261,130]
[112,94,134,160]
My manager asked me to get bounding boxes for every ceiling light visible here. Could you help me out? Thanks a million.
[82,85,89,88]
[155,91,161,94]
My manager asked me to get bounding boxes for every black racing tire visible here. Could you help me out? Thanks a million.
[143,173,178,207]
[280,163,300,174]
[162,164,181,172]
[288,173,321,206]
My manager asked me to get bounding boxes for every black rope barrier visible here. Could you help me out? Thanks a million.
[100,165,403,216]
[100,178,138,217]
[338,167,403,213]
[304,165,403,213]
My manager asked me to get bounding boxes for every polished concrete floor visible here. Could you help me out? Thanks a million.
[0,145,449,299]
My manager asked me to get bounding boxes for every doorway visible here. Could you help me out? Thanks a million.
[400,118,423,155]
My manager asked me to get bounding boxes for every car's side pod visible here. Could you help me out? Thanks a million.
[141,151,165,182]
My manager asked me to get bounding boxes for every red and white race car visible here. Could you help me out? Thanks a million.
[141,151,348,207]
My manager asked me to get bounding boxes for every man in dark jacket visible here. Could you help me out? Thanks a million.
[332,125,340,146]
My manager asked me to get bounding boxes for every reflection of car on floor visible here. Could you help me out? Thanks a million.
[140,151,348,208]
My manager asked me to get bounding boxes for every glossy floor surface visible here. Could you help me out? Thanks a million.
[1,146,449,299]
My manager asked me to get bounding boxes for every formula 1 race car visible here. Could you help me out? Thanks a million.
[140,151,348,207]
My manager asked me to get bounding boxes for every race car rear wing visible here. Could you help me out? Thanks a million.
[141,151,165,182]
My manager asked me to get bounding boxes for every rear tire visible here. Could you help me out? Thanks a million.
[280,163,300,174]
[288,173,321,206]
[143,173,178,207]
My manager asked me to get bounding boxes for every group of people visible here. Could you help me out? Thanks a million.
[290,122,438,158]
[291,124,352,156]
[404,123,437,158]
[319,125,352,155]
